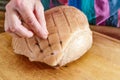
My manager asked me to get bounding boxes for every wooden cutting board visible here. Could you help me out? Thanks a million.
[0,31,120,80]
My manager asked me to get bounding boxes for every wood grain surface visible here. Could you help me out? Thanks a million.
[0,31,120,80]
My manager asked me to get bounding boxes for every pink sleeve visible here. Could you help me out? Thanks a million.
[117,9,120,27]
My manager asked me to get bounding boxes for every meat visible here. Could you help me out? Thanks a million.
[12,6,93,67]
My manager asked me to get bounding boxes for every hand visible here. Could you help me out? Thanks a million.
[5,0,48,39]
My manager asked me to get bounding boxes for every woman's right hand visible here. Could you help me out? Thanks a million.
[5,0,48,39]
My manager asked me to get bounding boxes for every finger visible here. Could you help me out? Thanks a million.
[4,12,10,32]
[13,25,33,38]
[7,10,33,38]
[17,7,48,39]
[5,12,21,37]
[5,10,18,37]
[35,2,48,34]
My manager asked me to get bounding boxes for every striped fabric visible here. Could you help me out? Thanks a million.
[41,0,120,27]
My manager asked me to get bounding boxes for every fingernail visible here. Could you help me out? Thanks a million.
[43,25,49,34]
[42,31,48,39]
[44,28,48,34]
[43,34,48,39]
[28,31,33,37]
[45,29,49,34]
[26,31,33,38]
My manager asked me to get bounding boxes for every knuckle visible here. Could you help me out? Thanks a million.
[14,0,24,9]
[40,6,44,11]
[26,17,35,25]
[35,29,40,33]
[5,3,11,11]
